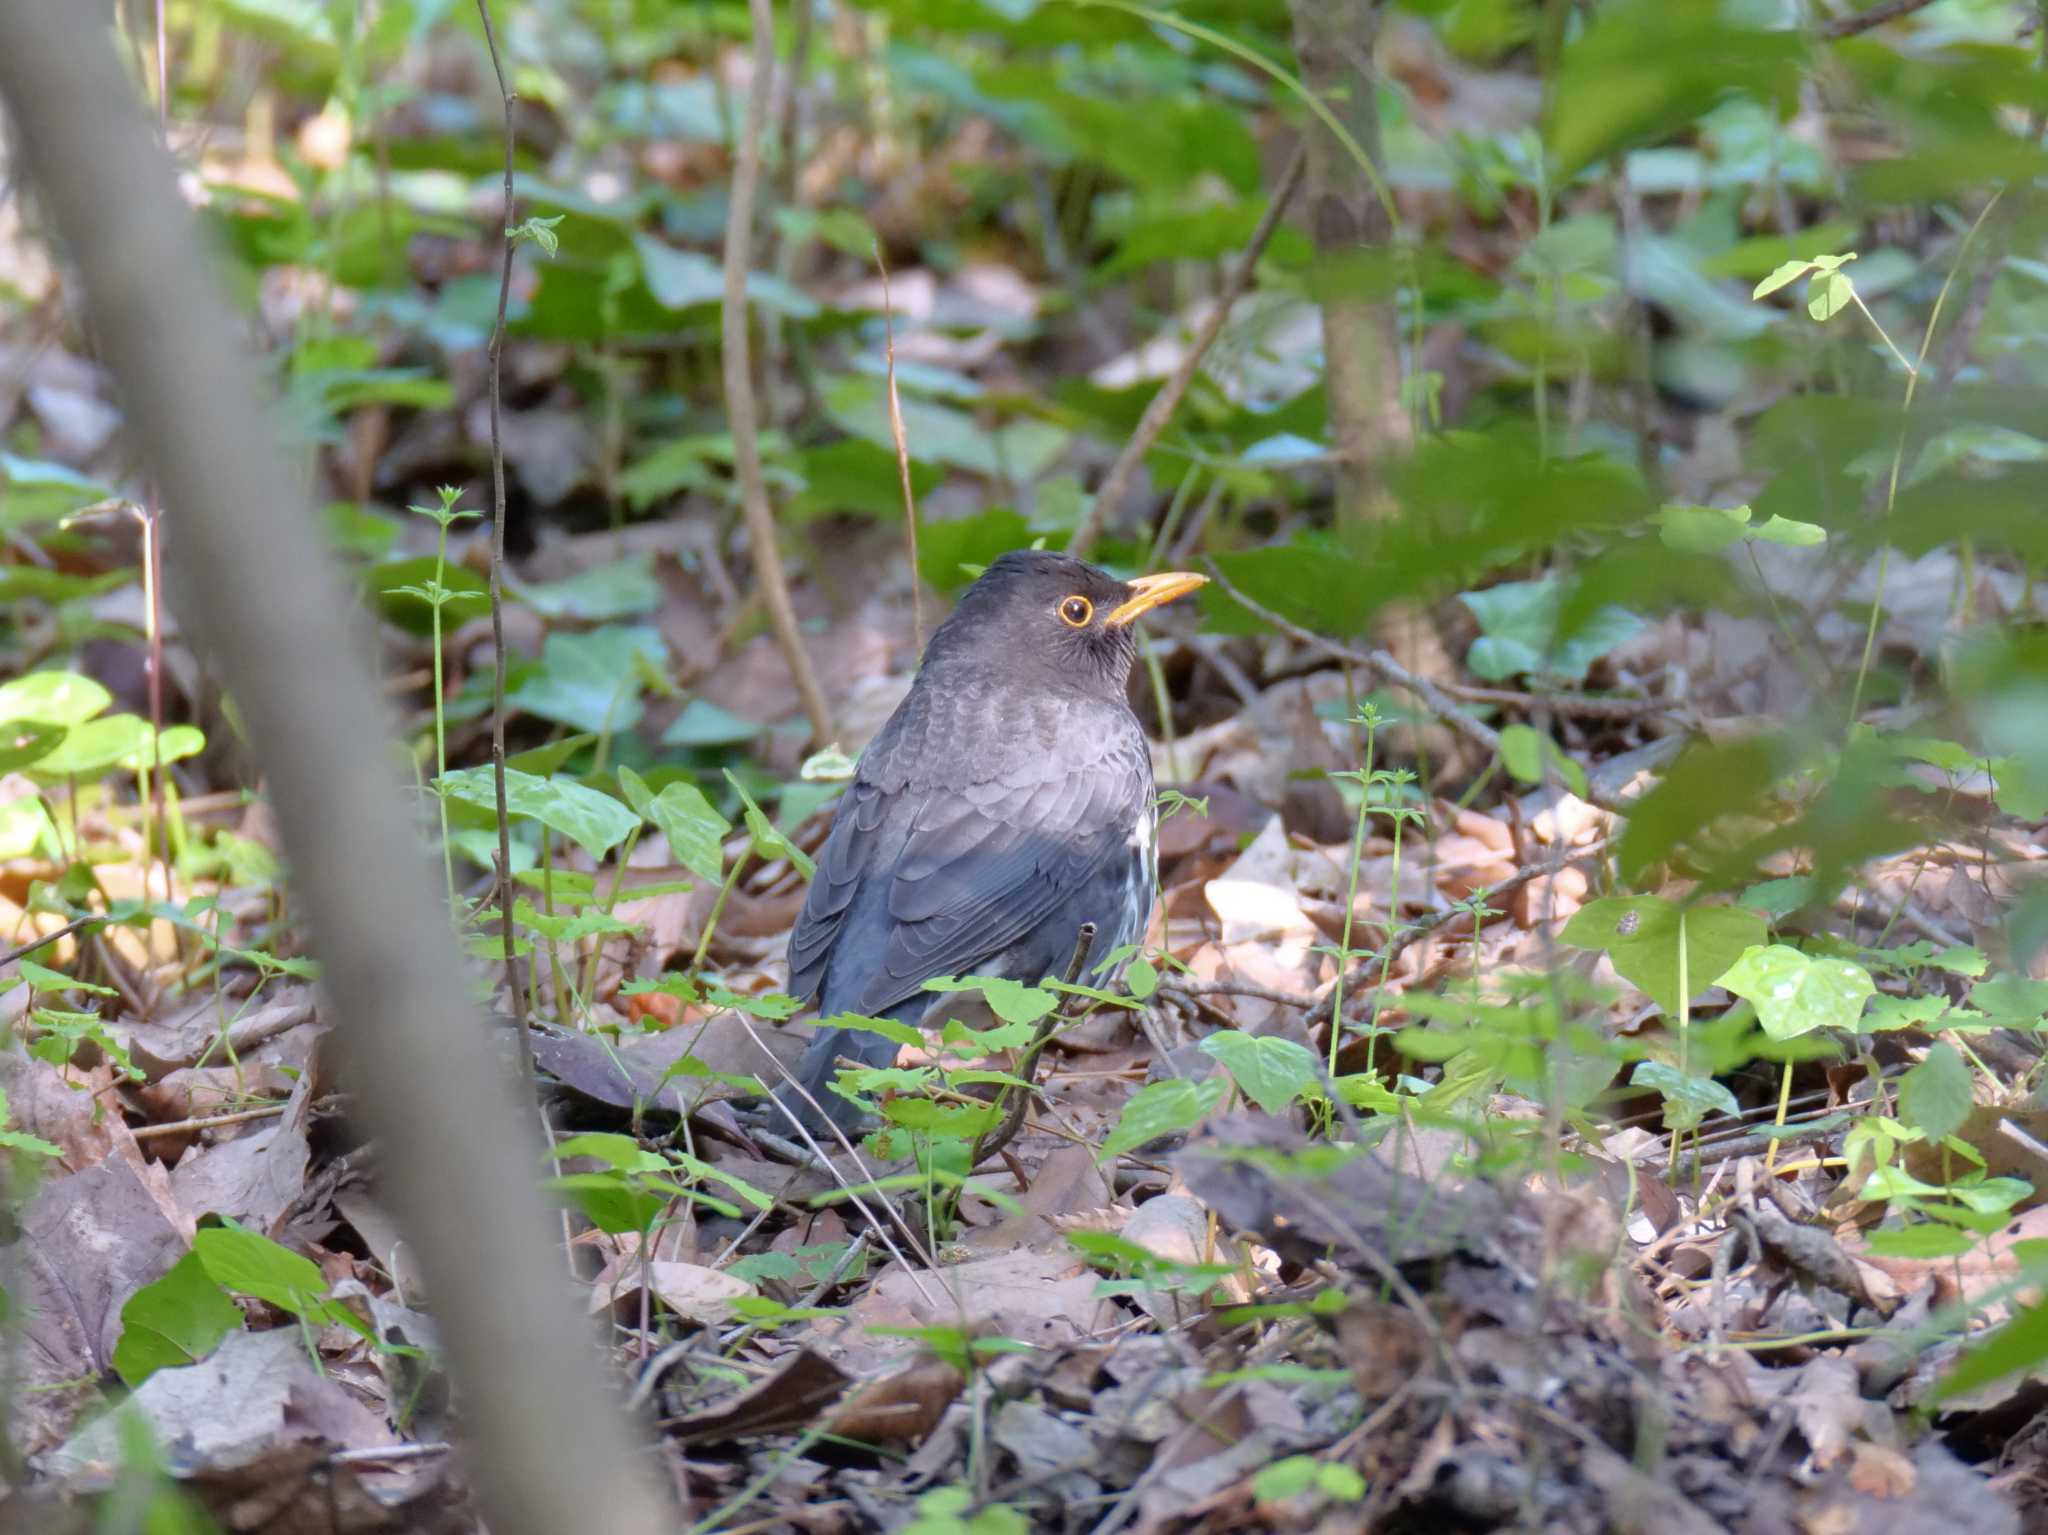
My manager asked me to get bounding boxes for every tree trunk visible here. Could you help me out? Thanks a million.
[1288,0,1410,526]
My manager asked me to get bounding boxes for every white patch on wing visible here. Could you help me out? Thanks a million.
[1127,811,1154,856]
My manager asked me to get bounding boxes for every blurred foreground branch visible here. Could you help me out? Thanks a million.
[0,8,670,1532]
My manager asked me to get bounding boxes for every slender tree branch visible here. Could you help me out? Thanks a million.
[1069,146,1307,558]
[0,7,673,1531]
[725,0,833,743]
[474,0,525,1067]
[1818,0,1939,39]
[1204,559,1682,728]
[1202,559,1502,757]
[878,248,925,651]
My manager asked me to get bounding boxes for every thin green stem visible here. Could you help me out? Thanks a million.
[1846,190,2002,725]
[1328,716,1379,1076]
[687,851,752,980]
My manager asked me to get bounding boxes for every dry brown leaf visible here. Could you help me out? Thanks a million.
[824,1356,965,1445]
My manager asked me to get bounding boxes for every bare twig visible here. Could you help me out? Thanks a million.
[724,0,833,744]
[1068,146,1307,558]
[878,246,925,651]
[474,0,525,1070]
[0,7,675,1528]
[1,912,107,968]
[1203,558,1502,756]
[1818,0,1939,38]
[1205,557,1684,739]
[130,1102,288,1141]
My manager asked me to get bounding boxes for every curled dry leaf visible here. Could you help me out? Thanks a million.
[825,1356,966,1445]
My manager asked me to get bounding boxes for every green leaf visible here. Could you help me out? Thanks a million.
[1808,268,1855,323]
[1655,503,1752,555]
[923,975,1058,1026]
[193,1220,372,1340]
[1252,1456,1321,1502]
[28,714,151,778]
[1751,259,1817,300]
[1460,576,1643,684]
[811,1011,926,1049]
[723,770,815,879]
[882,1097,1001,1137]
[1865,993,1950,1032]
[1100,1077,1226,1162]
[634,233,818,318]
[1751,514,1826,547]
[1966,974,2048,1029]
[1546,3,1804,179]
[660,699,761,748]
[1560,896,1766,1017]
[619,766,728,883]
[0,452,112,530]
[1939,1297,2048,1401]
[1198,1031,1322,1114]
[113,1249,244,1387]
[18,959,118,996]
[509,555,660,621]
[546,1170,665,1235]
[1125,958,1159,1000]
[507,624,664,734]
[1897,1043,1974,1144]
[0,1086,61,1159]
[1863,1223,1976,1261]
[0,720,66,774]
[1739,877,1813,916]
[1716,944,1874,1040]
[0,671,111,727]
[1630,1060,1738,1133]
[436,766,640,860]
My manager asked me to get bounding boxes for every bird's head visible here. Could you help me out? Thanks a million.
[922,550,1207,691]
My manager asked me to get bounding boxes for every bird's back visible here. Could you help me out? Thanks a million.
[789,668,1155,1020]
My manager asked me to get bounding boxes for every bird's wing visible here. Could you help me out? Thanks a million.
[786,775,903,1006]
[866,731,1150,1014]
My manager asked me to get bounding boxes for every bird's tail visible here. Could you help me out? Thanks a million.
[768,1007,916,1136]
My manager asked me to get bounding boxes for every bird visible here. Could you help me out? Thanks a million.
[770,550,1206,1134]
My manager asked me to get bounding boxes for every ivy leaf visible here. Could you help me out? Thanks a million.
[1199,1031,1322,1113]
[1631,1060,1739,1132]
[1561,896,1766,1017]
[1716,944,1874,1039]
[1897,1043,1973,1143]
[723,770,815,879]
[923,974,1057,1026]
[618,765,728,883]
[1100,1077,1226,1162]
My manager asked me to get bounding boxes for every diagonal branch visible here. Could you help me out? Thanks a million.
[1818,0,1939,39]
[724,0,833,743]
[1068,146,1307,559]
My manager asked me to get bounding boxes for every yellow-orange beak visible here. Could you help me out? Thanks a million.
[1104,570,1207,628]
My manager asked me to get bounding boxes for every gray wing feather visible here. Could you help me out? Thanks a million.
[786,722,1150,1018]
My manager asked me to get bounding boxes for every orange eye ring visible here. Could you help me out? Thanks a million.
[1058,595,1094,628]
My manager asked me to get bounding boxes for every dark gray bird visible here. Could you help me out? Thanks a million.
[772,551,1205,1133]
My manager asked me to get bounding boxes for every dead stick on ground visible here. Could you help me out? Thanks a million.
[1068,145,1307,558]
[724,0,833,744]
[474,0,525,1069]
[878,244,925,651]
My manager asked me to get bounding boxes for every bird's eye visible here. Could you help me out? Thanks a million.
[1057,595,1094,628]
